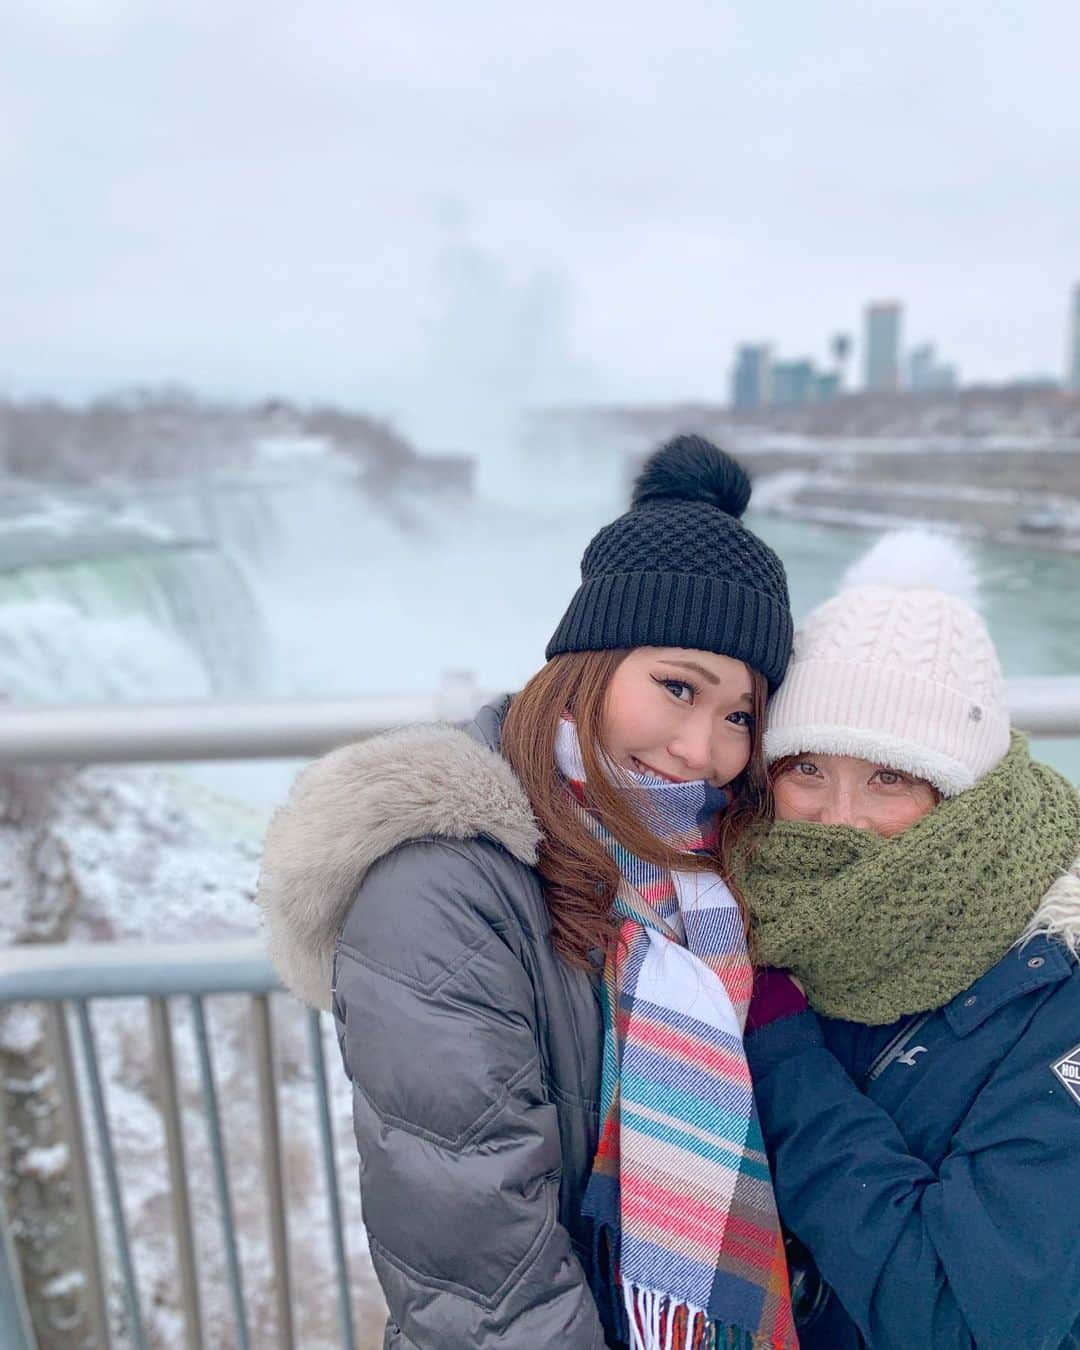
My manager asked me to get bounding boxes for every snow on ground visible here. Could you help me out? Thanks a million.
[18,764,386,1347]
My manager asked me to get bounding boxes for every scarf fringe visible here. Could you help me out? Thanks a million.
[622,1283,784,1350]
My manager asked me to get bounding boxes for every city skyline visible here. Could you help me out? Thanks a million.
[730,282,1075,410]
[2,1,1079,439]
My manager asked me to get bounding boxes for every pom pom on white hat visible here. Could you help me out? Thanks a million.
[764,529,1011,796]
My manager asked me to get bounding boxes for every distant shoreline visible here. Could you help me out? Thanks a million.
[530,396,1080,557]
[752,489,1080,555]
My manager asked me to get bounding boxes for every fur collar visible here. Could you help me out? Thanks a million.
[256,721,540,1009]
[256,715,1080,1011]
[1021,855,1080,957]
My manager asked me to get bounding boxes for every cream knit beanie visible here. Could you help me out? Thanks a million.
[764,530,1011,797]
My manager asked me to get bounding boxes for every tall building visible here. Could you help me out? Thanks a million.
[909,342,958,392]
[1068,283,1080,392]
[770,359,816,407]
[731,344,771,409]
[909,343,936,392]
[864,301,903,392]
[830,333,853,390]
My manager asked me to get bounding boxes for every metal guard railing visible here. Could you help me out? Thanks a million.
[0,944,356,1350]
[0,675,1076,766]
[1,676,1079,1347]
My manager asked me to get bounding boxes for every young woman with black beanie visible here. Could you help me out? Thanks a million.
[258,436,799,1350]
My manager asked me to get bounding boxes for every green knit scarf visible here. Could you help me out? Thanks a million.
[741,733,1080,1025]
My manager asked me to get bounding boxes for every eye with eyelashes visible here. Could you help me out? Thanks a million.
[652,674,696,703]
[788,761,911,786]
[651,674,755,729]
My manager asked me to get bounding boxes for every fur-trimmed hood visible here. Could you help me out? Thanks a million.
[256,711,1080,1011]
[1020,856,1080,956]
[256,716,540,1010]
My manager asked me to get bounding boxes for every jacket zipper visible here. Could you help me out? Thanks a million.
[862,1011,933,1086]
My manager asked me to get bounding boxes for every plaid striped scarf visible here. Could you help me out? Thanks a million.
[555,720,796,1350]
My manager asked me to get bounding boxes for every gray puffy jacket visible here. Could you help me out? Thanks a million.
[258,699,609,1348]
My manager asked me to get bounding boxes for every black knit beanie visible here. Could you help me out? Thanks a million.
[545,435,793,690]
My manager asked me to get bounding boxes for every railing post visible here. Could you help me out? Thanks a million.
[148,998,202,1350]
[189,996,251,1350]
[306,1009,355,1349]
[251,994,294,1349]
[73,1001,146,1350]
[43,1004,111,1349]
[0,1186,35,1350]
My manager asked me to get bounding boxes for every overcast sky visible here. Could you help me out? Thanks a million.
[3,0,1078,431]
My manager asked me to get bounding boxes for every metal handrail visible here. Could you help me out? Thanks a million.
[0,939,277,1004]
[0,675,1078,768]
[0,671,486,765]
[995,676,1080,735]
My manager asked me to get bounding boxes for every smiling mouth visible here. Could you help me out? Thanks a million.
[630,756,689,783]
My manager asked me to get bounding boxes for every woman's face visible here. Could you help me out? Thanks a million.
[602,647,756,788]
[772,754,939,837]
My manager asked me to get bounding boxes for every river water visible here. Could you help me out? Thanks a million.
[2,461,1078,803]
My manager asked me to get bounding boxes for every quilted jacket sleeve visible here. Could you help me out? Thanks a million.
[332,837,606,1350]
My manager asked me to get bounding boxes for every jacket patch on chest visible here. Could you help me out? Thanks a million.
[1051,1044,1080,1106]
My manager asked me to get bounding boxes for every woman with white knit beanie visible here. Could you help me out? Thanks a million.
[739,529,1080,1349]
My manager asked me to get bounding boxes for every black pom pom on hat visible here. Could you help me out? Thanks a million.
[545,434,793,689]
[632,434,752,519]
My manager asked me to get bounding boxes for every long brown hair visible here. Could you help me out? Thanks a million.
[501,651,771,968]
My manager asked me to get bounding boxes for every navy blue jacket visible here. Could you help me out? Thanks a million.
[746,930,1080,1349]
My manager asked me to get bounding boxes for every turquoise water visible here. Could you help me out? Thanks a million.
[751,514,1080,678]
[2,479,1077,796]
